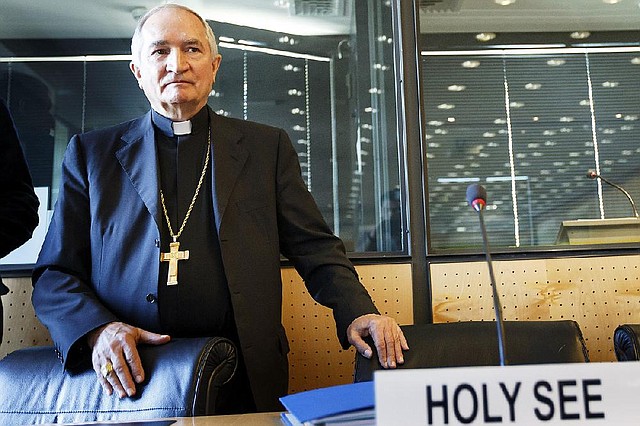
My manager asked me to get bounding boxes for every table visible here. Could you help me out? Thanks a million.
[47,413,284,426]
[165,413,283,425]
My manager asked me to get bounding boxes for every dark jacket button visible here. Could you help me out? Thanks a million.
[146,293,157,303]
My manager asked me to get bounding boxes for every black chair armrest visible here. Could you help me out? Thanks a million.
[614,324,640,361]
[0,336,237,424]
[354,320,589,382]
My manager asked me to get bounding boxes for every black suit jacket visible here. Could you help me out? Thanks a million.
[0,99,39,291]
[33,108,378,411]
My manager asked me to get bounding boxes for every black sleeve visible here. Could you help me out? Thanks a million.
[0,99,40,259]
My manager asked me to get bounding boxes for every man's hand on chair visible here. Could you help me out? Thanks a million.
[87,321,170,398]
[347,314,409,368]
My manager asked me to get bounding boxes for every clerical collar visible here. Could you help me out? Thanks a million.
[173,120,191,135]
[151,107,209,138]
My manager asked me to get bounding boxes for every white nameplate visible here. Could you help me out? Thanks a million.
[375,362,640,425]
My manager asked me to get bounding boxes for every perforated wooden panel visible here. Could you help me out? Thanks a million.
[0,277,51,359]
[281,263,413,393]
[429,254,640,362]
[9,255,634,391]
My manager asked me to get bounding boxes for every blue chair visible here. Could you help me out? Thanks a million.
[0,336,237,424]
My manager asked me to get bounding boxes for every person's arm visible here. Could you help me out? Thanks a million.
[32,135,168,398]
[0,101,39,260]
[273,128,408,367]
[32,135,118,368]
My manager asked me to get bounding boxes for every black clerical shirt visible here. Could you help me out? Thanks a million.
[152,108,233,337]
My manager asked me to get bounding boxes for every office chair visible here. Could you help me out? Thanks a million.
[0,336,237,424]
[613,324,640,361]
[354,320,589,382]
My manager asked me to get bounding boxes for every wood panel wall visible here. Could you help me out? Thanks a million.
[281,263,413,393]
[0,264,415,395]
[2,255,639,394]
[0,277,50,359]
[429,254,640,362]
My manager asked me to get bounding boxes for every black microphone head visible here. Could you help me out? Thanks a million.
[466,184,487,211]
[587,170,598,179]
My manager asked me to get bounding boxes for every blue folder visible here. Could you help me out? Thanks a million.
[279,381,374,424]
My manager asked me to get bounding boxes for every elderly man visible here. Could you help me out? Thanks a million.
[32,3,407,413]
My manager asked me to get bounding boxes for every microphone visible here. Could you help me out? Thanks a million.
[587,170,639,218]
[466,184,507,366]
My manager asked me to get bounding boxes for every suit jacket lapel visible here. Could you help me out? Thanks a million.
[210,111,248,232]
[116,112,162,229]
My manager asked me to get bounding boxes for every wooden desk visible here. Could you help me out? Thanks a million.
[51,413,284,426]
[168,413,282,425]
[555,217,640,244]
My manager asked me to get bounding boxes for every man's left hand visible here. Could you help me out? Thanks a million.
[347,314,409,368]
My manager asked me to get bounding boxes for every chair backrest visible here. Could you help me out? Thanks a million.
[0,337,237,424]
[613,324,640,361]
[354,320,589,382]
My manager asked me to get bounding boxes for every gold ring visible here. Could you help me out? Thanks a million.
[101,362,114,379]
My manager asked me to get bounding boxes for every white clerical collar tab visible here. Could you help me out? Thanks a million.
[172,120,192,136]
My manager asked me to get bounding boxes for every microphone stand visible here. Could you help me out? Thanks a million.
[595,174,640,218]
[475,206,508,367]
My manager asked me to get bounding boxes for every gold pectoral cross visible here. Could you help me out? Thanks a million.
[160,241,189,286]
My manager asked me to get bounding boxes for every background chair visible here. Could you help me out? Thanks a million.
[354,320,589,382]
[0,336,237,424]
[613,324,640,361]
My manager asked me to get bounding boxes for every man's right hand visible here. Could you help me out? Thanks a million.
[87,321,170,398]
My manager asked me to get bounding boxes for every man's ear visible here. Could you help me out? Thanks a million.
[130,62,143,88]
[211,54,222,84]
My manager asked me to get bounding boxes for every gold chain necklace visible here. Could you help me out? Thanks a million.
[159,128,211,286]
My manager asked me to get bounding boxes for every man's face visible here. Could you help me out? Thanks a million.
[130,8,221,119]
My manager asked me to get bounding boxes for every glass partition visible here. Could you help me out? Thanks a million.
[0,0,406,268]
[423,46,640,250]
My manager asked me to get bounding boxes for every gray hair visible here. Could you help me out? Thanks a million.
[130,3,218,63]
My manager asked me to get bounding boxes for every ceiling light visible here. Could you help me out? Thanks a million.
[602,0,621,4]
[570,31,591,39]
[476,32,496,42]
[131,7,147,21]
[547,59,566,66]
[448,84,466,91]
[238,39,264,47]
[631,57,640,64]
[462,60,481,68]
[525,83,542,90]
[495,0,516,4]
